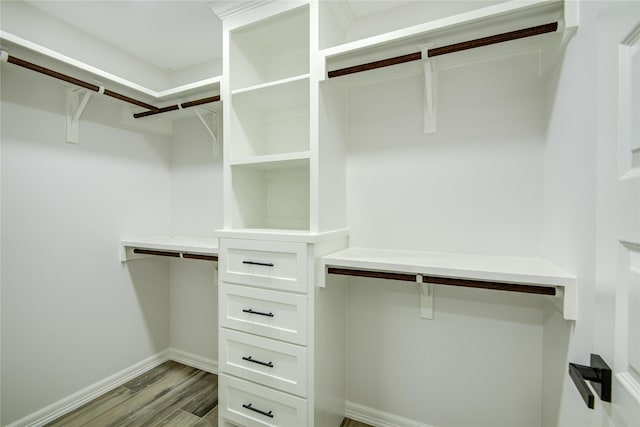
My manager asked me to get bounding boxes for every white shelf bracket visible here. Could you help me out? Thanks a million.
[421,48,437,134]
[547,286,564,316]
[66,88,97,144]
[192,106,219,157]
[418,275,434,319]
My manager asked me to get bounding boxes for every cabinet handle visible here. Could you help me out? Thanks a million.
[242,403,274,418]
[242,356,274,368]
[242,260,274,267]
[242,308,274,317]
[569,354,612,409]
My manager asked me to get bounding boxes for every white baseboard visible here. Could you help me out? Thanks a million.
[168,348,218,374]
[7,350,171,427]
[345,400,433,427]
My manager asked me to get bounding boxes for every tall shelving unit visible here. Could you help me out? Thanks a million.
[218,3,348,427]
[224,4,312,232]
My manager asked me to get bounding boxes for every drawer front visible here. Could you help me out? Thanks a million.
[220,239,308,293]
[220,329,308,397]
[220,374,307,427]
[220,284,308,345]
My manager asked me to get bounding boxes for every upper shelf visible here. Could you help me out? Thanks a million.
[0,31,221,103]
[320,247,577,320]
[320,0,577,81]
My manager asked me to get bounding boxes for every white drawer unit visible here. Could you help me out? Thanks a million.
[220,328,308,397]
[220,283,308,345]
[220,374,308,427]
[220,238,308,293]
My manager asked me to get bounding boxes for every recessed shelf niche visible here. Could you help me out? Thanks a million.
[231,160,310,231]
[230,76,310,158]
[229,5,310,91]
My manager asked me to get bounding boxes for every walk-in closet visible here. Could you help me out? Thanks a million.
[1,1,639,427]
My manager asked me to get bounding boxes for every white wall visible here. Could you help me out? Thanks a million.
[0,65,173,425]
[347,53,545,256]
[540,2,598,426]
[168,115,223,363]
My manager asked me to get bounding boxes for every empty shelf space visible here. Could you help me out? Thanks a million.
[231,165,310,231]
[230,76,310,158]
[229,5,309,90]
[121,236,218,262]
[320,247,577,320]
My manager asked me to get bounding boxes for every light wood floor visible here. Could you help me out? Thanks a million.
[45,361,217,427]
[45,360,373,427]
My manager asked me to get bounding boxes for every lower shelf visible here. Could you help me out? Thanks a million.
[319,247,577,320]
[120,235,219,262]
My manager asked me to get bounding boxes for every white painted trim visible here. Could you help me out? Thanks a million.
[345,401,434,427]
[617,372,640,406]
[168,348,218,375]
[208,0,273,21]
[6,350,171,427]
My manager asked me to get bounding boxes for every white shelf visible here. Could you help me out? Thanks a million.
[215,228,349,244]
[1,31,221,101]
[230,152,311,169]
[231,75,310,111]
[320,247,577,320]
[320,0,575,80]
[120,235,218,262]
[231,74,310,98]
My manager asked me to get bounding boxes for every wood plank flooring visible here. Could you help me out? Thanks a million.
[45,360,372,427]
[45,361,218,427]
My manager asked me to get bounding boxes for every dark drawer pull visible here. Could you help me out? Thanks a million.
[243,260,274,267]
[242,403,274,418]
[242,356,274,368]
[242,308,274,317]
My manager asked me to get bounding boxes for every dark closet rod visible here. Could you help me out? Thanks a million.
[133,95,221,119]
[327,21,559,79]
[327,267,557,296]
[132,248,218,262]
[1,51,220,117]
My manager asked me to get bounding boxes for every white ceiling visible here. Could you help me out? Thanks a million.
[347,0,413,18]
[23,0,412,72]
[25,0,223,71]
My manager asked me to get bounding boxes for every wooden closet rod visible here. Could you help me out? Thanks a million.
[327,267,557,296]
[327,22,559,79]
[133,95,221,119]
[1,51,221,117]
[3,53,158,111]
